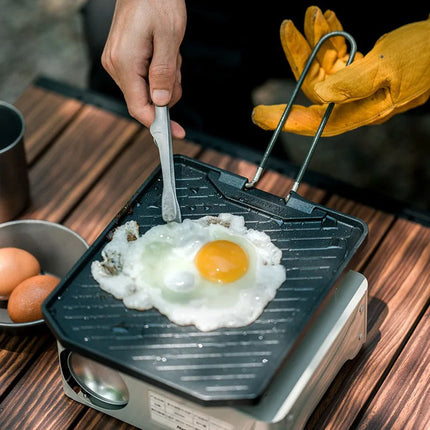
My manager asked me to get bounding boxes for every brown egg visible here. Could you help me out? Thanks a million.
[0,247,41,297]
[7,274,60,323]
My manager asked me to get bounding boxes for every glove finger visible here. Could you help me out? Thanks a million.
[280,19,323,103]
[304,7,346,74]
[323,11,364,65]
[253,103,319,136]
[304,6,330,47]
[324,10,365,69]
[323,10,345,55]
[305,7,363,76]
[252,89,397,137]
[280,19,312,81]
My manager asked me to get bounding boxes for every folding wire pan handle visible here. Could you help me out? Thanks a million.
[245,31,357,202]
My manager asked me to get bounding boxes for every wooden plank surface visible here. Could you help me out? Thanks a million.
[14,86,83,165]
[21,105,140,222]
[1,87,85,410]
[0,340,85,430]
[357,305,430,430]
[75,410,138,430]
[0,88,141,429]
[325,195,395,270]
[0,331,51,398]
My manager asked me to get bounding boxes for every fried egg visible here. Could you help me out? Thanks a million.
[91,213,286,331]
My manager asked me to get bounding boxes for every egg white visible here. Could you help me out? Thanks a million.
[91,214,286,331]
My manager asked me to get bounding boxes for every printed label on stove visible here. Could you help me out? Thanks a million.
[149,391,233,430]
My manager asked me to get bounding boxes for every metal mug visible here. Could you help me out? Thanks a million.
[0,101,30,222]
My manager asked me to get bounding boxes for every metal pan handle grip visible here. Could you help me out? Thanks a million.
[245,31,357,202]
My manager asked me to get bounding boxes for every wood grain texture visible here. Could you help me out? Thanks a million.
[306,218,430,430]
[0,331,50,398]
[74,409,139,430]
[64,132,202,244]
[0,339,86,430]
[14,86,83,164]
[357,306,430,430]
[21,105,140,222]
[325,195,395,270]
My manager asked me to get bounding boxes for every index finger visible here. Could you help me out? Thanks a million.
[120,70,185,139]
[150,30,183,106]
[119,68,155,129]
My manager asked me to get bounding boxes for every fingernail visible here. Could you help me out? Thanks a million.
[152,89,171,106]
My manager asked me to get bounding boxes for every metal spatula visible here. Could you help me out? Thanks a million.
[150,105,182,223]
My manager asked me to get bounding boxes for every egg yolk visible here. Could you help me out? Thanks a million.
[195,240,249,284]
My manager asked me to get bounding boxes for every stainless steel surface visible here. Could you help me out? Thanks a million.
[150,105,182,223]
[68,351,129,409]
[57,271,367,430]
[245,31,357,199]
[0,101,30,222]
[0,219,88,333]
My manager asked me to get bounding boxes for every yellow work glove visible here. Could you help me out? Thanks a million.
[252,7,430,137]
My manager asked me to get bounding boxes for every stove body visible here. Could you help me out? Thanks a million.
[57,270,367,430]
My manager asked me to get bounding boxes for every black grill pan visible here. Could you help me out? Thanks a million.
[43,154,367,406]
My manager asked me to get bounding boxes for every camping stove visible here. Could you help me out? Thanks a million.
[57,270,367,430]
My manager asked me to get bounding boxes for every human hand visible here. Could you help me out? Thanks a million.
[102,0,187,138]
[252,7,430,136]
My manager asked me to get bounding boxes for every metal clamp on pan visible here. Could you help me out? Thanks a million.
[245,31,357,201]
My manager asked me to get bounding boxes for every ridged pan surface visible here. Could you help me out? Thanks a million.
[43,155,368,406]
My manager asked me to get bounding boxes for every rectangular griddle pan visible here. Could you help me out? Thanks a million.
[43,31,367,406]
[43,153,367,406]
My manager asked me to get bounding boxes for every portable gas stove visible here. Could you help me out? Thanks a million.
[43,31,368,430]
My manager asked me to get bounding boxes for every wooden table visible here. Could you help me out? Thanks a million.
[1,83,429,430]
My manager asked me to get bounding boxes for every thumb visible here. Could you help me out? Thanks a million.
[149,35,180,106]
[314,53,386,103]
